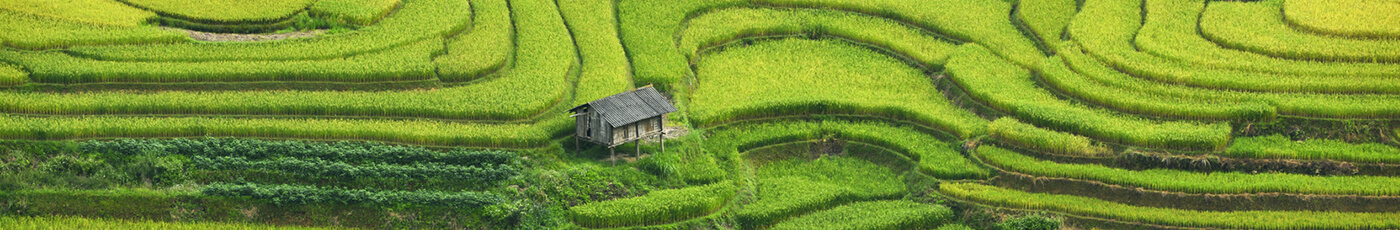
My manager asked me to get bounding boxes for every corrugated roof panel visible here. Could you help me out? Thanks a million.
[581,87,676,128]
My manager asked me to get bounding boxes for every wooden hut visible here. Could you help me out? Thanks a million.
[569,86,677,164]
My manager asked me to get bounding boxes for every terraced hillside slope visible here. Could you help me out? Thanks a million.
[0,0,1398,229]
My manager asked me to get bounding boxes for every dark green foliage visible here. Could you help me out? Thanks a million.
[202,182,504,208]
[80,138,516,166]
[192,156,516,182]
[996,213,1061,230]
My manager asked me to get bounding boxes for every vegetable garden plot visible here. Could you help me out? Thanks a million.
[1201,0,1400,63]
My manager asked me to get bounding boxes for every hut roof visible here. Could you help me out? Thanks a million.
[570,87,677,128]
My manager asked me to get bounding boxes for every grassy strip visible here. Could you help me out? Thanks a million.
[0,114,569,148]
[978,145,1400,196]
[988,118,1109,157]
[0,216,329,230]
[617,0,746,86]
[769,200,953,230]
[1284,0,1400,39]
[709,120,989,179]
[1225,135,1400,164]
[0,0,155,27]
[1136,0,1400,78]
[570,182,736,228]
[690,38,985,138]
[118,0,315,23]
[942,182,1400,229]
[1060,41,1400,119]
[739,157,906,227]
[0,11,185,50]
[4,38,439,83]
[558,0,635,102]
[678,7,958,67]
[0,0,574,121]
[0,62,25,85]
[1041,51,1277,121]
[1202,0,1400,63]
[310,0,402,26]
[947,44,1230,150]
[1016,0,1077,48]
[437,0,511,82]
[1073,0,1400,94]
[66,0,470,62]
[754,0,1044,69]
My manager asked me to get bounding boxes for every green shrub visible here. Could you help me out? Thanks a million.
[946,44,1231,150]
[978,145,1400,196]
[678,7,958,67]
[309,0,402,25]
[689,38,985,138]
[768,200,954,230]
[941,182,1400,229]
[437,0,512,82]
[989,118,1109,157]
[1201,0,1400,63]
[569,182,736,228]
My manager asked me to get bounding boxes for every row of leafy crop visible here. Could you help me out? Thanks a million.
[570,182,736,228]
[977,145,1400,196]
[1282,0,1400,39]
[942,183,1400,229]
[64,0,468,62]
[1071,0,1400,95]
[0,114,569,148]
[202,182,503,208]
[1,38,440,83]
[1201,0,1400,63]
[1133,0,1400,78]
[437,0,512,82]
[0,215,327,230]
[0,0,573,120]
[193,156,517,182]
[618,0,1043,88]
[738,157,907,228]
[688,38,986,138]
[768,200,954,230]
[708,120,989,179]
[945,44,1231,150]
[82,138,516,165]
[678,7,958,68]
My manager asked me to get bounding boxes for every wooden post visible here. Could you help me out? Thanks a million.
[610,147,616,166]
[659,117,665,153]
[574,135,579,157]
[636,139,641,157]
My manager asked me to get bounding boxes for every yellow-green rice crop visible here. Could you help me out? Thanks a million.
[617,0,746,86]
[738,157,906,227]
[310,0,403,25]
[678,7,957,67]
[1226,135,1400,164]
[690,38,986,138]
[558,0,635,102]
[1040,52,1278,121]
[978,146,1400,196]
[0,11,186,50]
[66,0,471,62]
[570,182,736,228]
[753,0,1046,70]
[1136,0,1400,78]
[0,114,568,148]
[437,0,511,82]
[0,215,333,230]
[988,118,1110,157]
[1284,0,1400,39]
[120,0,317,23]
[768,200,953,230]
[0,62,27,86]
[1201,0,1400,63]
[0,0,156,27]
[946,44,1231,150]
[1060,34,1400,119]
[1073,0,1400,94]
[708,120,989,179]
[941,183,1400,229]
[1016,0,1077,48]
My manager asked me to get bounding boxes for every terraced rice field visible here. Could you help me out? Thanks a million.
[0,0,1397,229]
